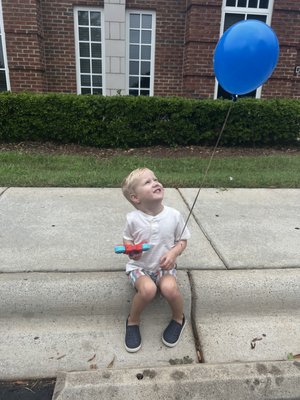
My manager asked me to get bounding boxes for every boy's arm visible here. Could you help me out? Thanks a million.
[160,240,187,270]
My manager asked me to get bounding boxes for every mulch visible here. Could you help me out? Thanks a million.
[0,141,299,159]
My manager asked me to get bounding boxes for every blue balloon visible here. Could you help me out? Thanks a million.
[213,20,279,95]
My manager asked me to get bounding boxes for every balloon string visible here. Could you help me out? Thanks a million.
[179,99,235,240]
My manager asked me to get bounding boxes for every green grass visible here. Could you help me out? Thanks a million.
[0,151,299,188]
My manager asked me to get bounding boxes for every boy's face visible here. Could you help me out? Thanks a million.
[130,170,164,206]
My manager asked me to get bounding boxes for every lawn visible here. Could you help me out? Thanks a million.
[0,149,299,188]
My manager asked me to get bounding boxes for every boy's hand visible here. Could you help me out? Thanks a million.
[160,240,187,270]
[160,248,177,270]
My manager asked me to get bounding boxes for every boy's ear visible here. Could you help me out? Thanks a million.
[130,193,140,205]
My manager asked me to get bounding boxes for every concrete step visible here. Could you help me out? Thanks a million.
[191,269,300,363]
[0,271,197,380]
[53,362,300,400]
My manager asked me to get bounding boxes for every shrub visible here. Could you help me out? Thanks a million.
[0,92,299,147]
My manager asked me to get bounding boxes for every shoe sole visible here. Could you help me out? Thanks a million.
[125,342,142,353]
[162,318,186,348]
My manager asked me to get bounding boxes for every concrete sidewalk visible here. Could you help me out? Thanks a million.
[0,187,299,399]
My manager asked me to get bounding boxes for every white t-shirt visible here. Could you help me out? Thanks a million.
[123,205,191,273]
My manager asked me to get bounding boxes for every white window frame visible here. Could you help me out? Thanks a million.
[126,10,156,96]
[214,0,275,99]
[74,6,105,95]
[0,0,10,91]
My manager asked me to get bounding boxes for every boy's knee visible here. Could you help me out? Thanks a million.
[159,277,179,299]
[137,279,157,301]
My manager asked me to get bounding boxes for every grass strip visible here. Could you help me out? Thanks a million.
[0,151,299,188]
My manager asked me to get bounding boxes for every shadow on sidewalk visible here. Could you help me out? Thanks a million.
[0,379,55,400]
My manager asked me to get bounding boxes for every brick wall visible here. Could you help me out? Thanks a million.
[41,0,104,93]
[183,1,222,98]
[1,0,299,98]
[264,3,300,98]
[2,0,46,91]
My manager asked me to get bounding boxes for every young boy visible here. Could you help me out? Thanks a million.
[121,168,191,352]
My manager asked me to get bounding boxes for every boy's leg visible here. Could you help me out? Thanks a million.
[125,274,157,352]
[158,274,184,323]
[158,274,186,347]
[128,275,158,325]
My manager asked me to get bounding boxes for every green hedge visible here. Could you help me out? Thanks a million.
[0,93,299,147]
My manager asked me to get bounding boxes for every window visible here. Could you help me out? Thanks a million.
[216,0,274,99]
[127,11,155,96]
[74,8,104,95]
[0,0,10,92]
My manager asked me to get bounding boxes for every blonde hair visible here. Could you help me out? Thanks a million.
[122,167,152,206]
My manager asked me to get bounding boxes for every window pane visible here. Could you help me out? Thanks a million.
[79,27,89,41]
[130,14,140,28]
[141,61,150,75]
[141,30,151,44]
[92,59,102,73]
[91,43,101,58]
[248,0,258,7]
[90,12,101,26]
[142,15,152,29]
[129,76,139,88]
[80,43,90,57]
[81,88,91,94]
[93,88,102,95]
[226,0,236,5]
[128,12,153,97]
[217,84,256,99]
[80,59,90,73]
[78,11,89,25]
[140,77,150,88]
[141,45,151,60]
[237,0,247,6]
[0,70,7,91]
[224,13,245,31]
[81,75,91,86]
[92,75,102,86]
[130,61,139,75]
[259,0,269,8]
[130,30,140,44]
[129,45,139,59]
[91,28,101,42]
[247,14,267,22]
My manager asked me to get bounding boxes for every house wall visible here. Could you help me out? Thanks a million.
[1,0,299,98]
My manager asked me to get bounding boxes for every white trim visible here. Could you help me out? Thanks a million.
[126,10,156,96]
[74,6,105,95]
[0,0,10,91]
[214,0,275,99]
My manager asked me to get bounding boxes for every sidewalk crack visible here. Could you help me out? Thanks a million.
[187,270,204,363]
[177,188,229,269]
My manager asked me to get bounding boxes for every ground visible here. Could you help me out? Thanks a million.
[0,141,299,158]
